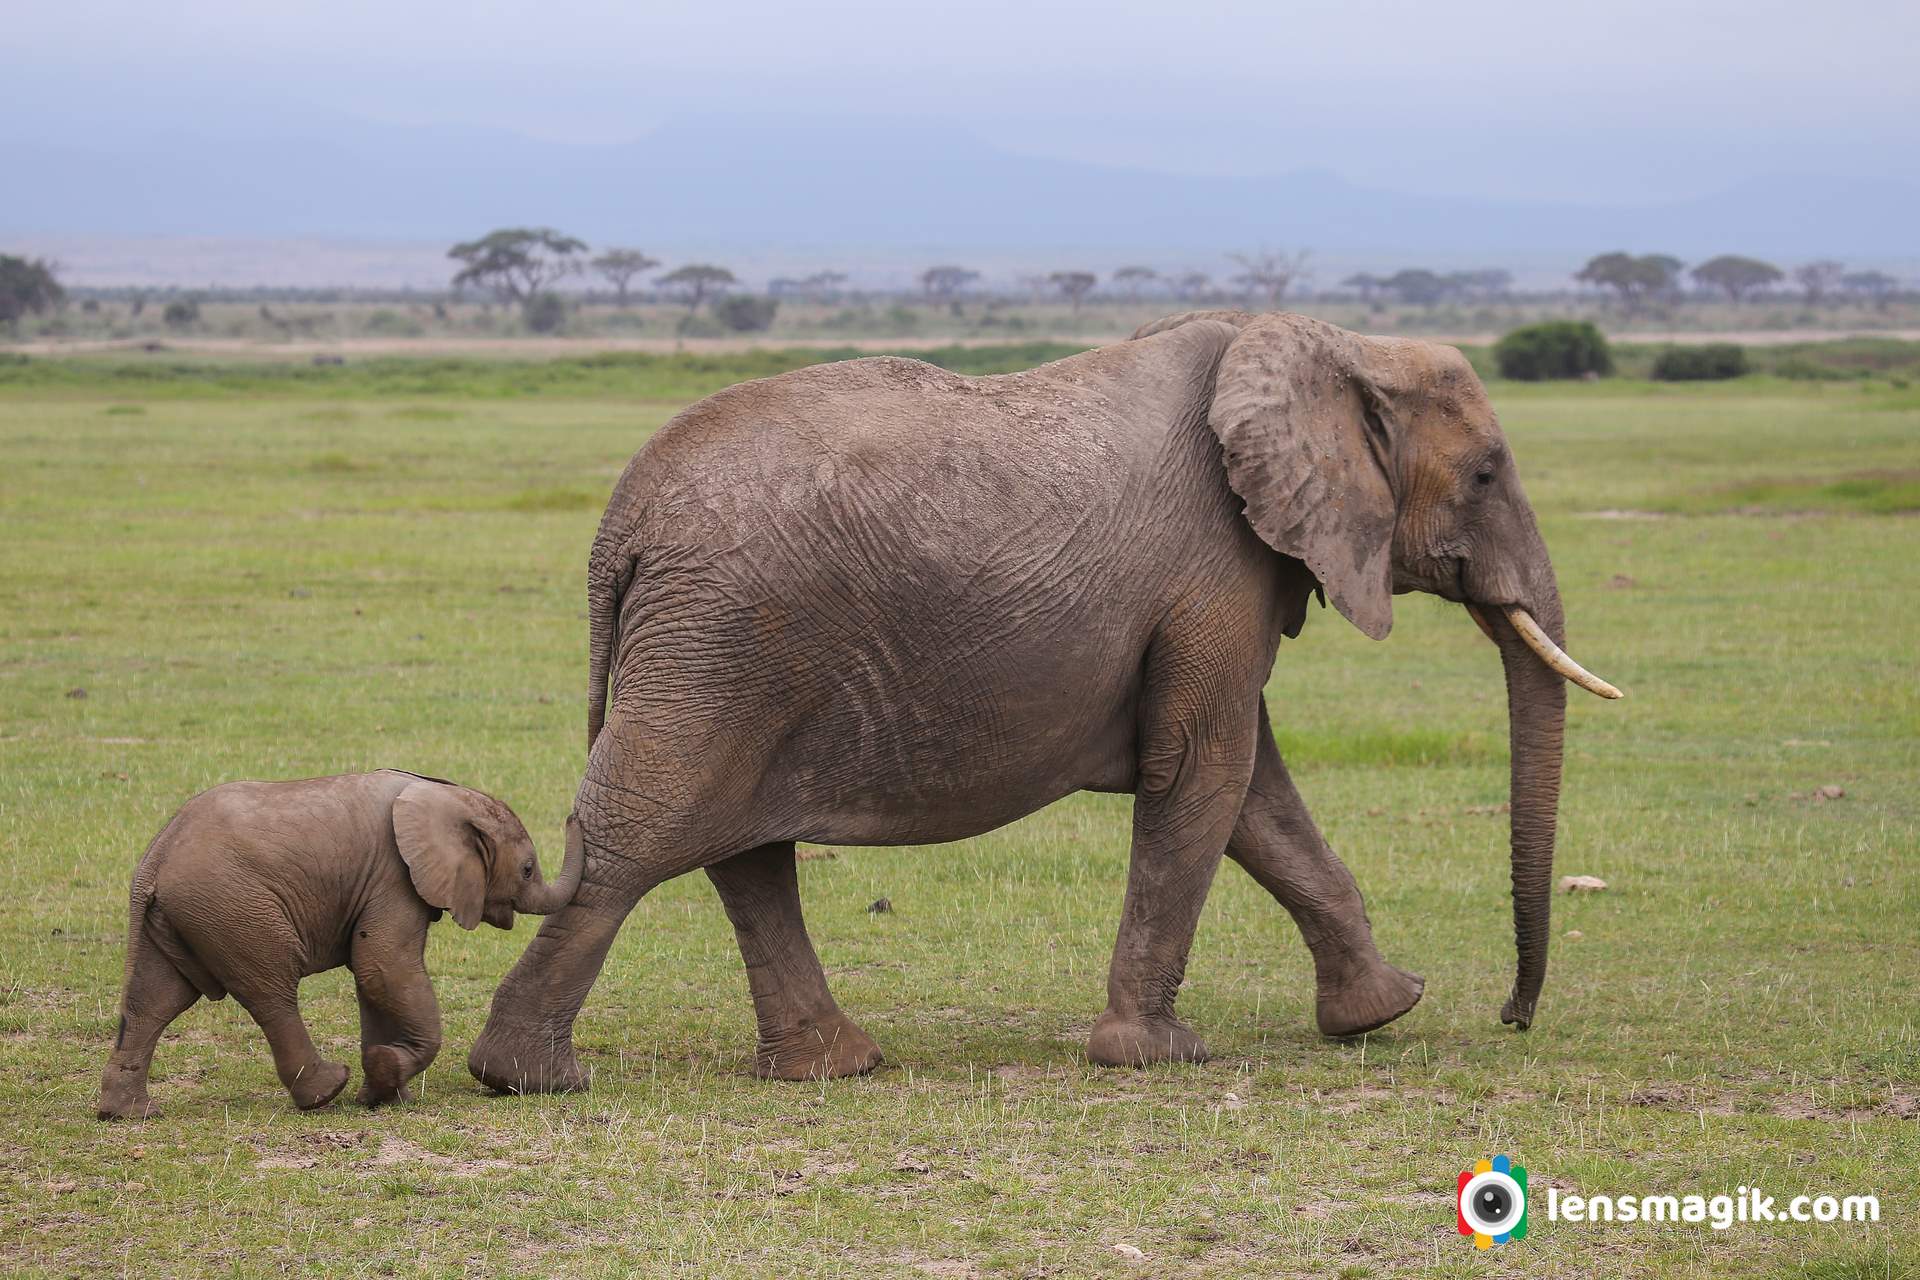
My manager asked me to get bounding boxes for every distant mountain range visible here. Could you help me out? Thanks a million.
[5,116,1912,264]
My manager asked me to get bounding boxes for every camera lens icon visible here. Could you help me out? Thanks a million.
[1457,1155,1528,1247]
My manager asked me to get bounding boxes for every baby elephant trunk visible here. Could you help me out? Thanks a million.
[512,816,585,915]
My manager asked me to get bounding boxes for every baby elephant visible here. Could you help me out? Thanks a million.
[96,770,582,1120]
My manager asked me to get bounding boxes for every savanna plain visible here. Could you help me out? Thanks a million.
[1,347,1916,1278]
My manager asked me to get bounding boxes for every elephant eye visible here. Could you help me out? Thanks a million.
[522,863,533,879]
[1474,469,1495,486]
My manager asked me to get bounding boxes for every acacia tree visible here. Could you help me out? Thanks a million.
[1049,271,1097,313]
[1342,272,1384,303]
[658,264,736,314]
[1842,270,1898,309]
[800,270,848,303]
[1447,268,1515,300]
[591,248,660,306]
[0,255,63,330]
[1793,260,1845,307]
[1383,268,1447,305]
[1575,252,1682,311]
[1170,270,1212,302]
[1691,255,1783,303]
[449,228,587,315]
[1112,265,1158,300]
[1228,249,1310,307]
[919,265,979,299]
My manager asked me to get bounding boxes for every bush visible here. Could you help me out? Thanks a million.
[522,293,568,334]
[364,309,425,338]
[1493,321,1613,381]
[162,299,201,330]
[712,295,778,333]
[1650,344,1749,381]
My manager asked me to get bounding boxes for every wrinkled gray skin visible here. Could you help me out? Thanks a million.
[471,311,1571,1091]
[96,771,583,1119]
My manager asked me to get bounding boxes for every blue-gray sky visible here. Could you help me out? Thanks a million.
[8,0,1917,203]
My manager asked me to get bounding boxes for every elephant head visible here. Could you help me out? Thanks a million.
[393,781,586,930]
[1138,310,1623,1029]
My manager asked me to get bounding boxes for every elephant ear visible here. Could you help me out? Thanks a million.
[392,780,487,930]
[1131,309,1256,340]
[1208,313,1398,640]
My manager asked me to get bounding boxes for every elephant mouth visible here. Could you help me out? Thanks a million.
[1466,603,1624,701]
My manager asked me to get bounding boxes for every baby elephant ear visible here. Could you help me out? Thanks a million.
[392,780,486,930]
[1208,313,1398,640]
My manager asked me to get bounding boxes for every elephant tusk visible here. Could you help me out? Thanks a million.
[1504,607,1625,700]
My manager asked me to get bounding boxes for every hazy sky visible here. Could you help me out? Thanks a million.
[9,0,1917,203]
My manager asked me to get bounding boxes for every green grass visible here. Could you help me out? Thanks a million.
[1,352,1916,1277]
[0,342,1090,401]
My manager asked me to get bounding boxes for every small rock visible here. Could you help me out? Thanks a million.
[796,847,837,862]
[288,588,312,599]
[867,897,892,914]
[1564,929,1584,940]
[1558,875,1608,893]
[65,686,88,699]
[1812,784,1845,802]
[1112,1244,1146,1260]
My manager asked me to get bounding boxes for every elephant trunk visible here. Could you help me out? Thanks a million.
[513,816,586,915]
[1493,594,1568,1031]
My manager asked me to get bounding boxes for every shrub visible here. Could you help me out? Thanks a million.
[1493,321,1612,381]
[712,295,778,332]
[162,299,201,330]
[522,293,567,334]
[364,309,425,338]
[1650,344,1749,381]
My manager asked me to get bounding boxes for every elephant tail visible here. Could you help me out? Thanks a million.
[586,541,637,753]
[122,838,225,1006]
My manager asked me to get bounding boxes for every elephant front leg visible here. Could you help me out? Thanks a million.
[1087,668,1257,1068]
[351,927,444,1106]
[1230,700,1424,1037]
[707,842,881,1081]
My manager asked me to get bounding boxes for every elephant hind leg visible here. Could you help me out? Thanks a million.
[471,714,773,1096]
[96,924,201,1121]
[223,955,350,1112]
[708,842,881,1081]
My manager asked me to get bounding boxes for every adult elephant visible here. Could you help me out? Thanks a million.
[471,310,1621,1092]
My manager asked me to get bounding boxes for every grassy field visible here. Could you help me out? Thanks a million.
[1,349,1916,1277]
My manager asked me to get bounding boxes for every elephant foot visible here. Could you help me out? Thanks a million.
[357,1046,414,1107]
[469,1023,589,1095]
[95,1072,157,1122]
[1316,960,1425,1038]
[289,1060,350,1111]
[1086,1010,1210,1068]
[753,1012,883,1081]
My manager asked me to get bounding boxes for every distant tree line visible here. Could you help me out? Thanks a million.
[445,228,769,332]
[7,237,1910,342]
[1571,251,1897,309]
